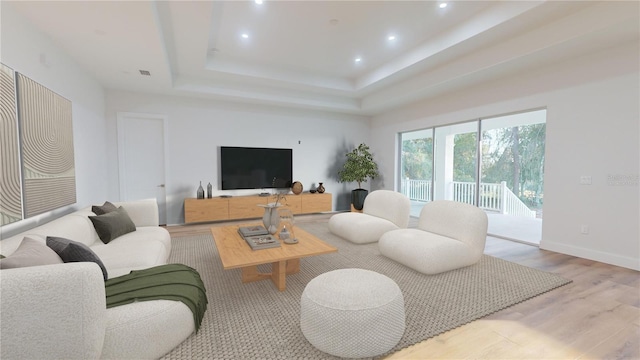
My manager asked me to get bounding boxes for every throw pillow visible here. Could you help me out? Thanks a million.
[92,201,118,215]
[0,237,64,269]
[46,236,108,281]
[89,206,137,244]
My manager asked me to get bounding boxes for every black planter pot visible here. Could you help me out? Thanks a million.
[351,189,369,210]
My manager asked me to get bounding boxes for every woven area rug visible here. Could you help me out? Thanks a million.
[161,222,571,360]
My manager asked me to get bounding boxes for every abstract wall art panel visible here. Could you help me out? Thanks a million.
[16,73,76,218]
[0,63,23,226]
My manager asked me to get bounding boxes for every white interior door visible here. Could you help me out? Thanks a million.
[117,112,168,225]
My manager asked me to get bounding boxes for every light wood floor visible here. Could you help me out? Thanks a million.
[166,214,640,360]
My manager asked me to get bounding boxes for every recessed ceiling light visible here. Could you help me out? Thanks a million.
[255,0,263,4]
[354,58,362,63]
[388,35,396,41]
[241,33,249,39]
[439,3,448,9]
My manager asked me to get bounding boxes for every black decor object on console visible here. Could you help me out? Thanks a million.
[197,181,205,199]
[220,146,293,190]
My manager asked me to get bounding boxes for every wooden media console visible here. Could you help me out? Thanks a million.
[184,193,332,223]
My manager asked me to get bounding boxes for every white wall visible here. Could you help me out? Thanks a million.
[0,3,107,238]
[4,1,637,271]
[370,41,640,270]
[105,91,371,225]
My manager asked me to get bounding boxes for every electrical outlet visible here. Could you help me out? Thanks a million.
[580,176,592,185]
[580,225,589,235]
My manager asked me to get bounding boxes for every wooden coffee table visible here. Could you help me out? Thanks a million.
[211,223,337,291]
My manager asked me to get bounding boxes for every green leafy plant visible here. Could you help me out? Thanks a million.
[338,143,380,189]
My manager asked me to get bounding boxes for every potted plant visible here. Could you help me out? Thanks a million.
[338,143,380,210]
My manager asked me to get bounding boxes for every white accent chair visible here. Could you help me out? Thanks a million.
[379,200,488,275]
[328,190,411,244]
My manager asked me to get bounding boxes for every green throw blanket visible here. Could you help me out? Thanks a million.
[105,264,208,331]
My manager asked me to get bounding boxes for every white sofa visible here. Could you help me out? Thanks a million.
[0,199,195,359]
[0,199,170,278]
[328,190,411,244]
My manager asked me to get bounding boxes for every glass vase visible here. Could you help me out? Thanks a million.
[261,205,280,234]
[278,209,297,244]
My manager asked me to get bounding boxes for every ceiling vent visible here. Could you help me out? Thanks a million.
[139,70,151,76]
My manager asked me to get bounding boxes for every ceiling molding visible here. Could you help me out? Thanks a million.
[7,1,639,116]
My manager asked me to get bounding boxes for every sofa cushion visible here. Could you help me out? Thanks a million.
[46,236,108,281]
[92,201,118,215]
[91,238,168,279]
[329,212,399,244]
[362,190,411,228]
[0,237,63,269]
[379,229,478,275]
[18,212,99,248]
[89,207,137,244]
[108,226,172,256]
[102,300,194,359]
[113,199,160,227]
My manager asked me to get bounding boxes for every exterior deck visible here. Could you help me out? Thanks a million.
[409,200,541,245]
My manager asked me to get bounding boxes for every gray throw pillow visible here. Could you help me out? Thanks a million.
[92,201,118,215]
[89,206,137,244]
[0,237,64,269]
[46,236,108,281]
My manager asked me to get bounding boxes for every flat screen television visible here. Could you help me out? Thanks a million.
[220,146,293,190]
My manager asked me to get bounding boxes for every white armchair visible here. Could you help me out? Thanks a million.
[329,190,411,244]
[379,200,488,274]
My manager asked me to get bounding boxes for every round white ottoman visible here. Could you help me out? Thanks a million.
[300,268,405,358]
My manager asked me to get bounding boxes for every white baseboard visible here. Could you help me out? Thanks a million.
[541,240,640,271]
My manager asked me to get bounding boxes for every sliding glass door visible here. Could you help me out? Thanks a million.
[480,109,546,244]
[433,121,479,205]
[399,129,433,217]
[398,109,546,245]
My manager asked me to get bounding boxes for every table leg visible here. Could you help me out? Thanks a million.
[241,258,301,291]
[271,260,287,291]
[286,258,300,274]
[241,265,271,283]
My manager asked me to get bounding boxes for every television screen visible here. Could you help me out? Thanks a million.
[220,146,293,190]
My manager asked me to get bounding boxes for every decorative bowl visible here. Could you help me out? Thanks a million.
[309,189,317,193]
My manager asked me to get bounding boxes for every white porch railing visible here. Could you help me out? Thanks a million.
[401,179,536,218]
[402,179,432,202]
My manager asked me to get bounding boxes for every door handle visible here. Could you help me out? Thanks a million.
[157,184,165,188]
